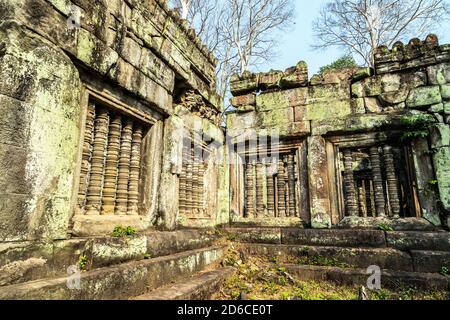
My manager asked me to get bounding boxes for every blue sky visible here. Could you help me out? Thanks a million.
[261,0,450,76]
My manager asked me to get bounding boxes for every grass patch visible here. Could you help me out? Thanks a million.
[112,226,137,238]
[213,244,449,301]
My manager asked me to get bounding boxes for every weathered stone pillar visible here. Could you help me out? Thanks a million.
[179,144,188,216]
[287,154,297,217]
[127,124,143,215]
[266,162,276,217]
[0,23,82,241]
[115,119,133,215]
[307,136,332,228]
[365,181,375,217]
[85,108,109,216]
[430,124,450,227]
[186,147,193,214]
[383,145,401,218]
[158,116,183,230]
[101,114,121,215]
[245,162,255,217]
[343,149,359,217]
[277,158,287,217]
[78,103,96,211]
[369,146,386,217]
[358,182,367,217]
[411,138,441,226]
[255,162,264,217]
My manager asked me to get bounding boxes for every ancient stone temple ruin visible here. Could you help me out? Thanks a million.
[228,36,450,232]
[0,0,450,300]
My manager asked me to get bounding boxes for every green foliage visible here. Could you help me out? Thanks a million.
[319,55,358,74]
[428,179,438,186]
[371,288,390,300]
[378,223,394,232]
[112,226,137,238]
[441,266,449,276]
[79,255,88,271]
[398,286,418,300]
[227,233,237,241]
[269,256,279,264]
[215,249,449,300]
[297,255,351,268]
[280,291,291,300]
[400,114,436,141]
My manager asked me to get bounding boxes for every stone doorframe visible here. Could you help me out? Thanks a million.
[324,131,441,229]
[70,83,164,237]
[229,136,309,227]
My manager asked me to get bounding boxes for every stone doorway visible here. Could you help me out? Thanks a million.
[327,132,423,227]
[230,138,309,226]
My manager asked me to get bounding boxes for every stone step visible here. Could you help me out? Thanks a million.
[241,243,414,272]
[226,227,450,251]
[284,264,450,291]
[226,227,386,247]
[0,246,226,300]
[411,250,450,273]
[0,229,218,287]
[386,231,450,251]
[132,267,236,300]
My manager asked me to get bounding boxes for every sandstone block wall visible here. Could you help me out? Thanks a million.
[228,35,450,229]
[0,0,225,243]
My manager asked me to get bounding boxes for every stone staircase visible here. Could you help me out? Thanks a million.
[0,230,231,300]
[2,227,449,300]
[226,227,450,291]
[132,267,236,300]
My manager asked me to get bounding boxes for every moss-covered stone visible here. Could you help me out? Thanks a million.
[428,63,450,85]
[441,84,450,100]
[429,103,444,113]
[430,124,450,149]
[432,147,450,211]
[444,102,450,115]
[406,86,442,108]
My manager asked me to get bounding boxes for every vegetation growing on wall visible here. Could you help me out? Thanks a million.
[400,113,436,141]
[319,55,358,74]
[112,226,137,238]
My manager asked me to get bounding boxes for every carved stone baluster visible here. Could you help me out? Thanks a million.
[115,119,133,215]
[365,179,374,217]
[384,145,401,218]
[192,150,200,214]
[179,145,188,216]
[77,102,96,211]
[287,154,297,217]
[277,158,286,218]
[255,162,264,217]
[282,157,290,217]
[127,124,143,215]
[86,108,109,215]
[343,150,359,217]
[186,145,194,216]
[358,181,367,217]
[266,163,275,217]
[245,162,255,217]
[198,158,205,216]
[101,114,121,215]
[370,146,386,217]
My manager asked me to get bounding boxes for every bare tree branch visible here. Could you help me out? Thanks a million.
[312,0,450,66]
[169,0,295,105]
